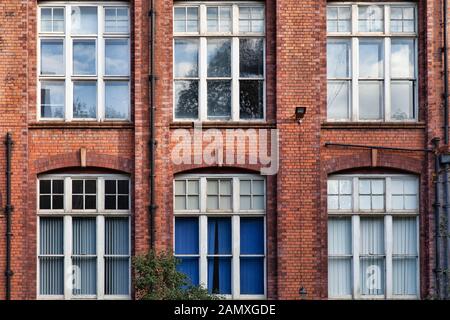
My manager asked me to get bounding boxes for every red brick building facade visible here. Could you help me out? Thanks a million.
[0,0,447,300]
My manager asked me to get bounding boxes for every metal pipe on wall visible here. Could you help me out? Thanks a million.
[4,132,13,300]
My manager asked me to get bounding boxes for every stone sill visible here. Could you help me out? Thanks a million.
[321,122,427,130]
[170,121,277,129]
[29,122,134,130]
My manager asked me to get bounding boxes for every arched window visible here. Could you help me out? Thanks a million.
[173,173,266,299]
[37,173,131,300]
[327,173,419,299]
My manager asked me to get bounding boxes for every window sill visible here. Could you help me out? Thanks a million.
[170,121,276,129]
[29,121,134,130]
[321,122,426,129]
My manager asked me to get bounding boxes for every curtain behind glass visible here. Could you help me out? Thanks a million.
[393,217,417,295]
[39,217,64,295]
[328,217,352,297]
[105,217,129,295]
[72,218,97,296]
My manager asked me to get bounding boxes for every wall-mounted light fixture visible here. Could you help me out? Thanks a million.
[299,286,307,300]
[295,107,307,123]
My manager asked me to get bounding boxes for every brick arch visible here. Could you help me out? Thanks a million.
[34,151,133,174]
[323,151,424,175]
[173,164,262,176]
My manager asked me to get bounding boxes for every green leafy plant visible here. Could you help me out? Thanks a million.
[133,250,217,300]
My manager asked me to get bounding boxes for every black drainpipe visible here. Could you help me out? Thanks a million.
[4,132,13,300]
[433,138,442,299]
[443,0,449,299]
[149,0,157,248]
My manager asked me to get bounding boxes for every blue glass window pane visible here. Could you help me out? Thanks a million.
[175,218,199,254]
[240,257,264,295]
[208,218,231,255]
[177,257,199,286]
[240,217,264,255]
[207,257,231,294]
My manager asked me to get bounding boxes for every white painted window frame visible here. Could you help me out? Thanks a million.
[327,174,420,300]
[326,2,418,122]
[173,2,266,122]
[37,1,131,122]
[173,174,266,300]
[37,174,131,300]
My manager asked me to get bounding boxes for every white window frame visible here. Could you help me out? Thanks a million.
[327,174,420,300]
[326,2,418,122]
[173,173,266,299]
[37,1,131,122]
[37,174,131,300]
[173,2,266,122]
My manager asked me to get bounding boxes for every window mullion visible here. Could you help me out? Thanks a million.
[98,177,105,212]
[385,215,393,299]
[66,6,73,122]
[232,37,240,121]
[64,215,72,299]
[233,177,240,212]
[97,215,105,299]
[200,37,207,121]
[384,37,391,121]
[352,214,360,298]
[65,177,72,212]
[232,215,240,298]
[352,37,359,121]
[199,215,208,289]
[98,7,105,121]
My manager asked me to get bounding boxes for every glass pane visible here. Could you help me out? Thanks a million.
[174,20,186,33]
[41,40,64,75]
[360,257,385,295]
[40,81,65,118]
[393,217,417,255]
[85,195,96,209]
[207,195,218,210]
[71,6,98,34]
[359,180,371,194]
[41,8,53,32]
[240,257,264,295]
[207,180,218,194]
[392,195,404,210]
[174,81,198,119]
[240,38,264,78]
[253,195,265,210]
[187,7,198,20]
[391,8,403,20]
[220,7,232,32]
[220,180,231,195]
[240,195,251,210]
[207,7,218,32]
[40,217,64,254]
[207,39,231,77]
[188,180,199,195]
[73,218,96,255]
[207,257,231,294]
[40,195,51,210]
[360,218,384,254]
[327,20,338,33]
[40,180,51,194]
[340,196,352,210]
[327,81,350,120]
[327,40,350,78]
[72,180,83,194]
[327,180,339,195]
[358,5,384,32]
[359,40,384,78]
[53,180,64,194]
[328,258,352,297]
[240,80,264,119]
[105,82,130,119]
[328,195,339,210]
[105,195,116,210]
[73,82,97,118]
[175,196,186,210]
[371,180,384,194]
[118,180,129,194]
[118,195,129,210]
[105,257,129,295]
[239,20,250,33]
[72,257,97,295]
[105,180,116,194]
[359,81,383,120]
[339,7,351,19]
[372,195,384,210]
[207,80,231,119]
[391,81,414,120]
[393,258,417,295]
[404,20,415,33]
[253,180,264,194]
[175,180,186,195]
[105,218,129,255]
[220,196,232,210]
[175,218,199,254]
[359,195,371,210]
[328,218,352,255]
[174,39,199,77]
[239,7,251,20]
[338,21,351,33]
[208,218,231,254]
[187,196,199,210]
[73,40,96,75]
[53,195,64,209]
[241,217,264,255]
[327,7,338,20]
[174,7,186,21]
[105,39,129,76]
[177,257,199,286]
[40,257,64,295]
[340,180,351,194]
[391,39,414,78]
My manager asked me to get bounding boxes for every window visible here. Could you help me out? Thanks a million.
[327,175,419,299]
[174,174,266,299]
[327,3,417,121]
[38,175,131,299]
[38,3,130,121]
[173,3,265,121]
